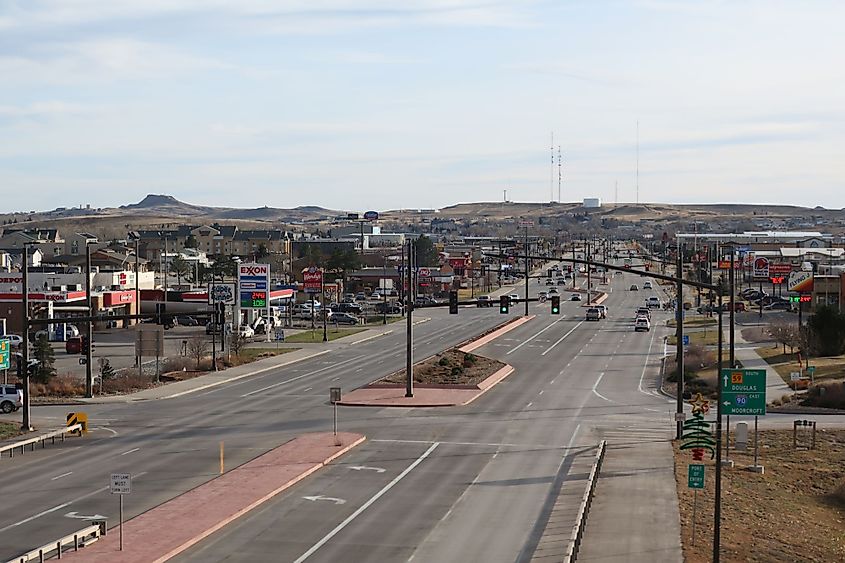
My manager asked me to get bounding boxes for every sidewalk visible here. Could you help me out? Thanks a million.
[62,432,365,562]
[733,328,793,400]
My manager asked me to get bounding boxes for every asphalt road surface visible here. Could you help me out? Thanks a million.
[0,265,677,562]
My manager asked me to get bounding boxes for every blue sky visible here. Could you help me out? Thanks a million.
[1,1,843,212]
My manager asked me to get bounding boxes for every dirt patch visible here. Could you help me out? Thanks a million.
[740,326,771,344]
[674,429,845,562]
[377,348,505,386]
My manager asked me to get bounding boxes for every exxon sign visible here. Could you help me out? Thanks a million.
[239,264,269,277]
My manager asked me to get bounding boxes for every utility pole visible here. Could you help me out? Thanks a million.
[85,243,93,398]
[135,236,141,375]
[524,222,529,316]
[729,248,736,367]
[714,291,724,562]
[675,242,685,440]
[20,245,32,431]
[405,241,414,398]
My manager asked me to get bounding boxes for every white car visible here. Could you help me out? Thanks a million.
[634,317,651,332]
[237,325,254,338]
[646,296,661,309]
[643,281,653,289]
[1,335,23,348]
[509,294,520,301]
[0,385,22,413]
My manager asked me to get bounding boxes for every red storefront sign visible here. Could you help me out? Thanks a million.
[769,263,793,275]
[103,291,136,307]
[302,267,323,291]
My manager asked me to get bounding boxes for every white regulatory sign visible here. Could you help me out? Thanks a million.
[110,473,131,495]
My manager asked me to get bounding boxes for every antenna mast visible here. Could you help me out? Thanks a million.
[557,146,562,204]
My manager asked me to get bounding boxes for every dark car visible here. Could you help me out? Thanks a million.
[336,302,363,314]
[330,312,359,325]
[175,315,199,326]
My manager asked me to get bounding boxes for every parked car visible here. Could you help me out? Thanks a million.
[721,302,746,312]
[175,315,199,326]
[585,307,601,321]
[65,336,90,354]
[634,317,651,332]
[354,292,367,302]
[330,312,359,325]
[570,293,581,301]
[2,334,23,348]
[375,302,403,314]
[237,325,254,338]
[336,302,363,314]
[0,385,22,413]
[764,301,795,311]
[476,295,492,308]
[629,284,639,291]
[697,304,719,314]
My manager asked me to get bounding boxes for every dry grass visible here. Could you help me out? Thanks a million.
[674,429,845,562]
[378,349,504,386]
[0,422,21,440]
[756,346,845,385]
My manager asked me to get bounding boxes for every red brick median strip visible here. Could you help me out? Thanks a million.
[63,432,365,562]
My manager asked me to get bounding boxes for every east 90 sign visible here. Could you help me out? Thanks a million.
[241,290,267,308]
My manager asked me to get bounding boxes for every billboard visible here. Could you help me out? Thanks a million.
[363,210,379,221]
[238,263,270,308]
[788,271,814,293]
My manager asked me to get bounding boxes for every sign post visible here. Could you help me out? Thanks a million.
[0,338,9,384]
[688,464,705,546]
[110,473,131,551]
[238,263,271,343]
[330,387,341,445]
[720,368,767,473]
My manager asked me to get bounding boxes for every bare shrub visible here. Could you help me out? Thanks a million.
[186,335,210,369]
[163,356,194,372]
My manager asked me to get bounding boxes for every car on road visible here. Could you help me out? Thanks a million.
[545,278,554,285]
[721,302,747,312]
[634,317,651,332]
[646,296,661,308]
[595,305,608,318]
[34,324,81,341]
[538,291,548,300]
[330,312,359,325]
[764,301,794,311]
[643,281,653,289]
[585,307,601,321]
[629,284,639,291]
[0,385,22,413]
[175,315,199,326]
[636,307,651,320]
[557,278,566,285]
[509,293,520,302]
[237,325,254,338]
[570,293,581,301]
[476,295,492,308]
[1,334,23,348]
[548,287,559,295]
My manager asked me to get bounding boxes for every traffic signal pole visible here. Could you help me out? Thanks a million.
[405,241,414,398]
[524,223,529,317]
[675,243,684,440]
[85,243,93,398]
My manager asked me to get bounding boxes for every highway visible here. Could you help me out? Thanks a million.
[171,269,677,562]
[0,264,678,561]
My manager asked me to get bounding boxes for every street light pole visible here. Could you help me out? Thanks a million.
[85,243,93,398]
[382,254,387,325]
[675,242,685,440]
[524,223,529,317]
[20,245,32,431]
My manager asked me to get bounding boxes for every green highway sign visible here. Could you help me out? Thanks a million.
[807,366,816,376]
[688,464,705,489]
[720,368,767,415]
[0,338,9,371]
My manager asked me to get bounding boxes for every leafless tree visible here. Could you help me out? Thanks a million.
[187,335,210,369]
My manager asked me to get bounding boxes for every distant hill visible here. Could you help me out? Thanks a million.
[119,194,216,216]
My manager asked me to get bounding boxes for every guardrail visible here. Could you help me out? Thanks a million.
[0,424,83,459]
[564,440,607,563]
[7,521,106,563]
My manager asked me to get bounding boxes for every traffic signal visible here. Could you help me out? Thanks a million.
[551,295,560,314]
[449,290,458,314]
[500,295,509,314]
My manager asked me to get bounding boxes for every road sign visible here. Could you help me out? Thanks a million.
[790,372,802,381]
[682,335,690,346]
[0,338,9,370]
[720,369,767,415]
[330,387,341,403]
[418,267,431,278]
[240,263,271,307]
[688,464,705,489]
[807,366,816,376]
[111,473,131,494]
[274,328,285,342]
[67,412,88,434]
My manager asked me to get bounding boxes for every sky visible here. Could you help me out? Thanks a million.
[1,0,844,213]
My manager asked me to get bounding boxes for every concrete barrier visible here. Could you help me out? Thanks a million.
[563,440,607,563]
[0,424,83,459]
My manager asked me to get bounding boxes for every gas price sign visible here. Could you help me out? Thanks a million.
[242,290,267,308]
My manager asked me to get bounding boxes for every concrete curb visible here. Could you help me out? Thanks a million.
[458,315,534,353]
[460,365,515,406]
[351,330,393,345]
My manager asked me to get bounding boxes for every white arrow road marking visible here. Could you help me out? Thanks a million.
[302,495,346,505]
[65,511,107,520]
[348,466,386,473]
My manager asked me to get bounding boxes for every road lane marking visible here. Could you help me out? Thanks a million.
[592,371,615,403]
[120,448,140,456]
[240,359,359,397]
[542,321,584,356]
[293,442,440,563]
[538,390,544,395]
[637,326,658,396]
[304,387,313,392]
[506,321,559,355]
[526,402,533,408]
[51,472,72,481]
[302,495,346,505]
